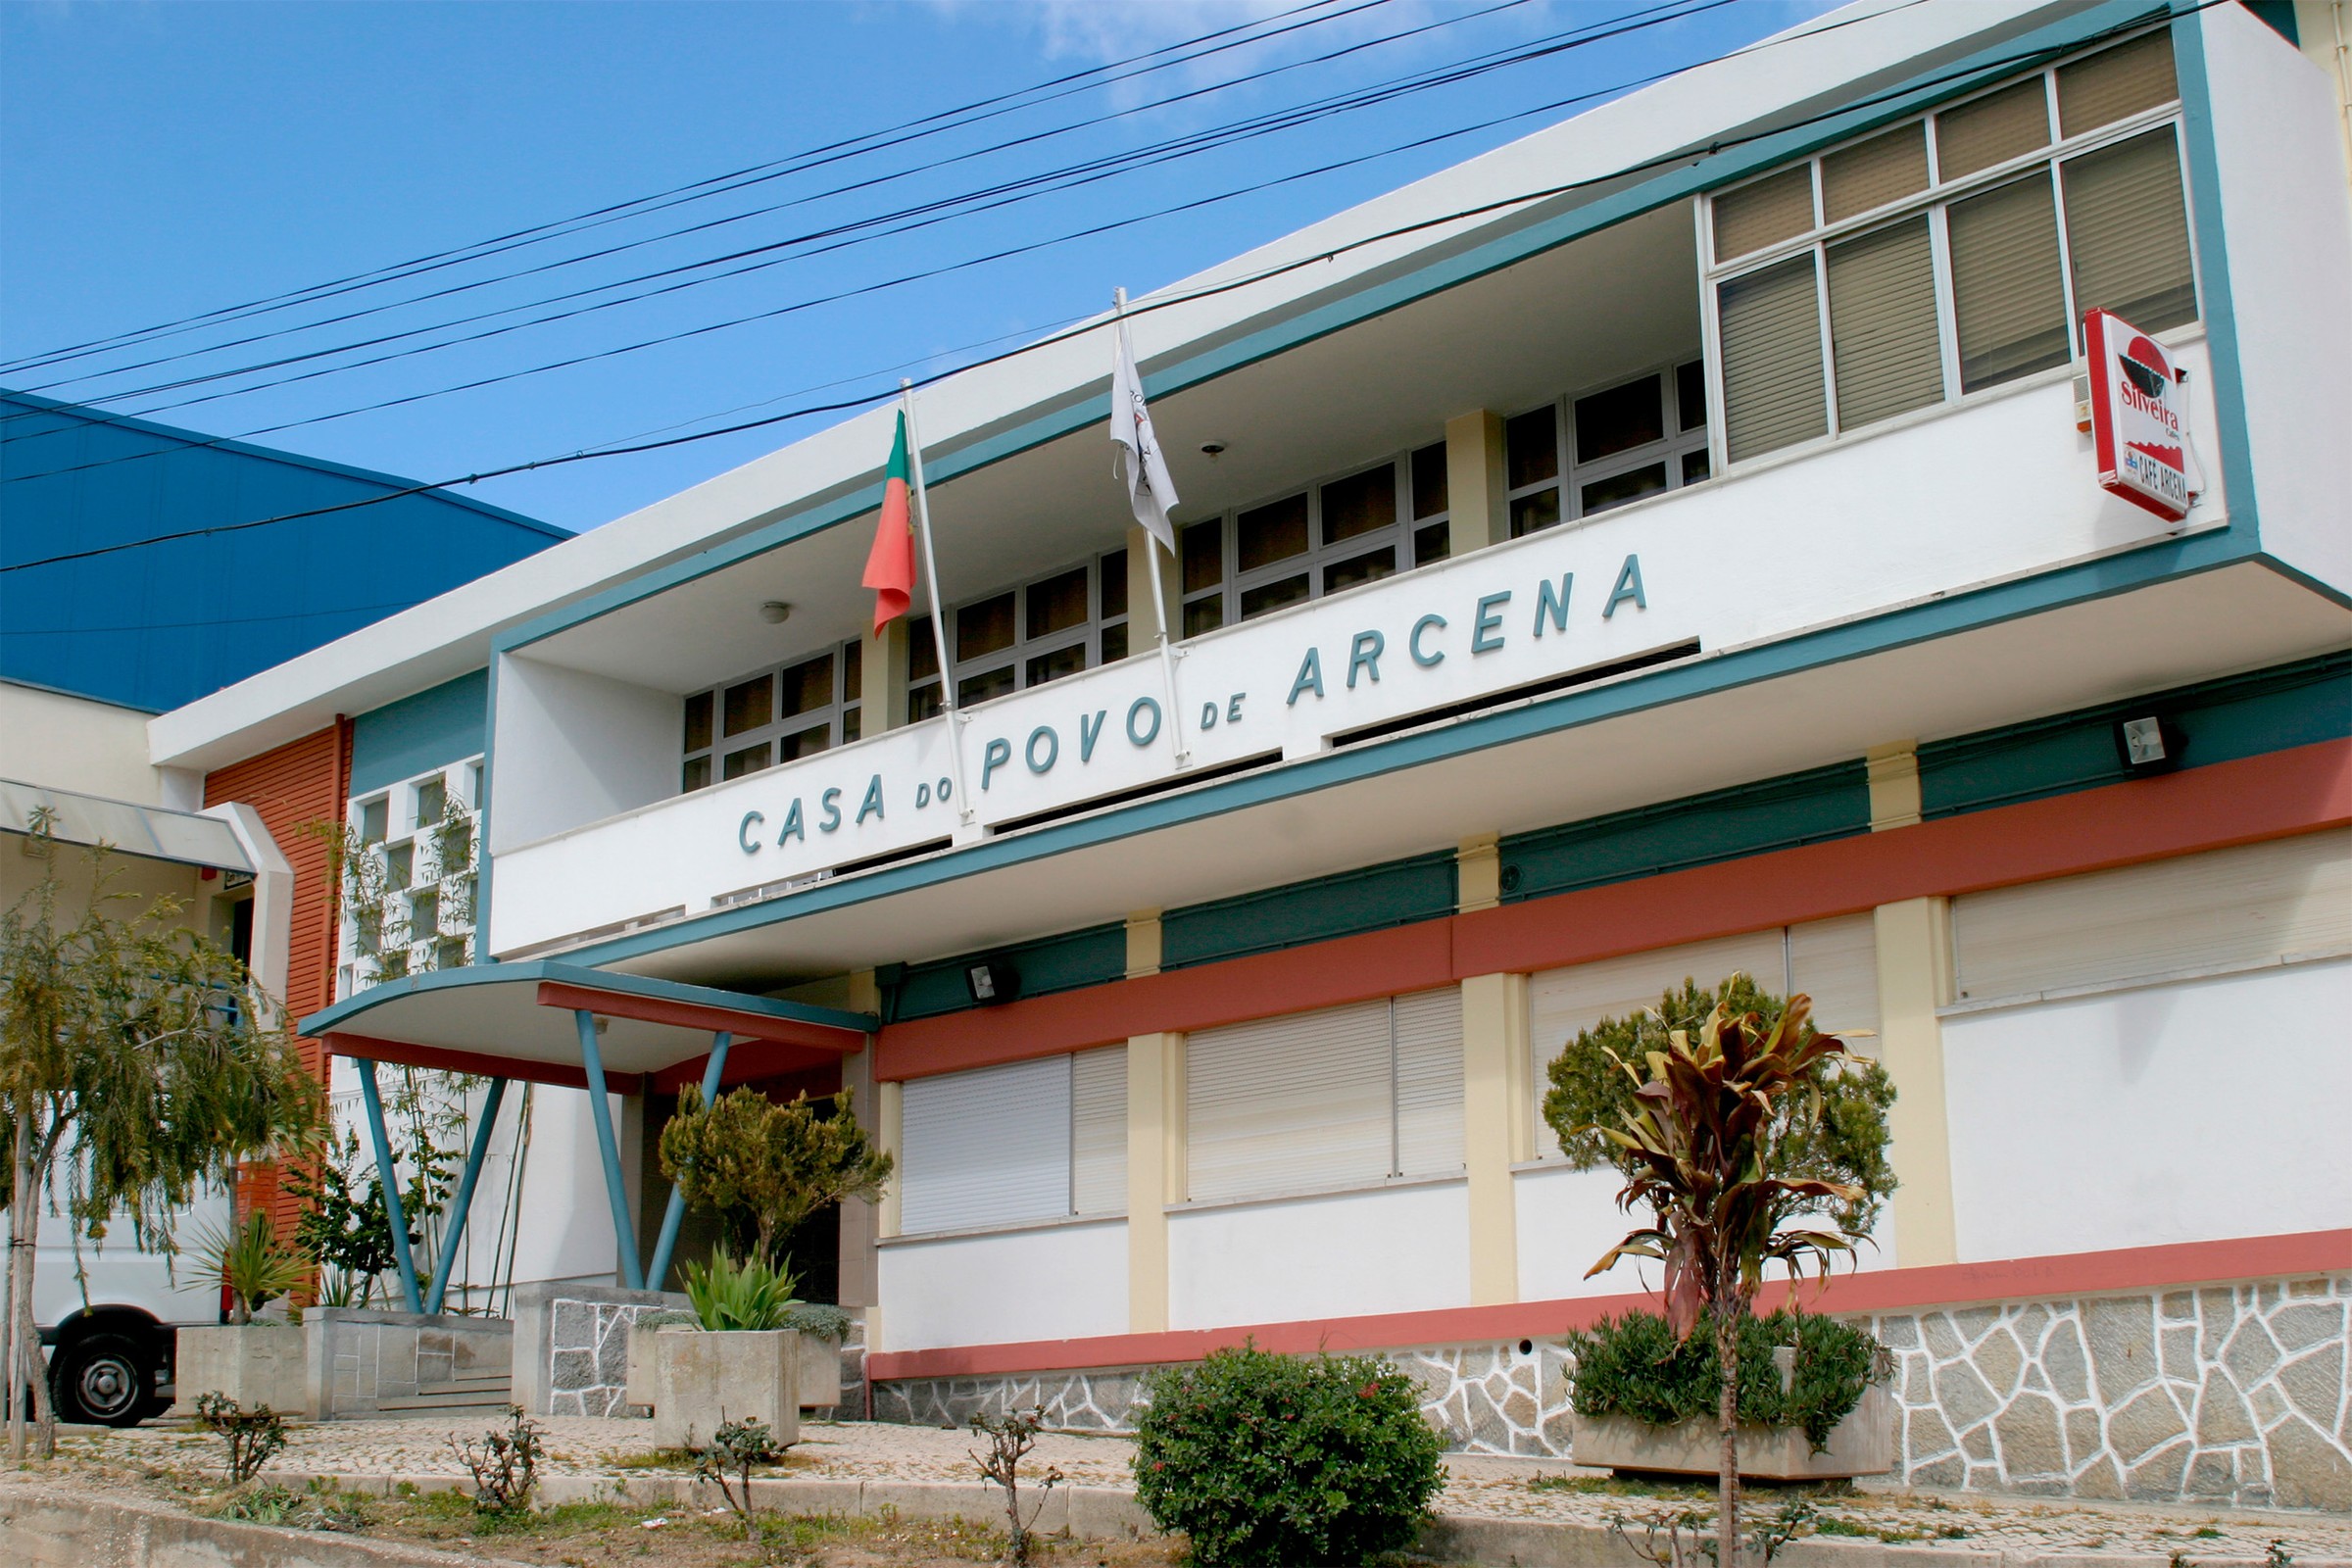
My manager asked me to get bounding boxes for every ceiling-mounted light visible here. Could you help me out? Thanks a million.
[760,601,792,624]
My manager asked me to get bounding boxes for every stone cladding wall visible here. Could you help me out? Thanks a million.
[546,1295,660,1417]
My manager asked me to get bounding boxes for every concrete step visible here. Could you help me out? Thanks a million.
[374,1381,514,1415]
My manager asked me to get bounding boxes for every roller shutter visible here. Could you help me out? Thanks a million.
[901,1055,1071,1234]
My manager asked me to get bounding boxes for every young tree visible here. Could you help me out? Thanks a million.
[656,1085,892,1274]
[1579,990,1864,1568]
[0,818,325,1458]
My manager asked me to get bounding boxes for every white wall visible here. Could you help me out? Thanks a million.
[487,653,678,858]
[1168,1183,1469,1330]
[0,682,163,803]
[1943,958,2352,1263]
[878,1220,1128,1350]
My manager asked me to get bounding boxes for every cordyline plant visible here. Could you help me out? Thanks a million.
[1580,987,1863,1568]
[657,1084,892,1277]
[0,815,326,1459]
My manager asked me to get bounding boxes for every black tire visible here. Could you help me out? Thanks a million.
[53,1332,153,1427]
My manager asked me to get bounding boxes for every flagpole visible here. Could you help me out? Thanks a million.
[1115,288,1191,768]
[901,380,973,826]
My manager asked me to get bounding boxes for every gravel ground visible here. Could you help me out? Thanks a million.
[44,1415,2352,1560]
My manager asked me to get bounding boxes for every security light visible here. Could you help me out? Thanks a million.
[2116,715,2184,775]
[964,957,1019,1006]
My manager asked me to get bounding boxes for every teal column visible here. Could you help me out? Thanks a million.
[356,1058,424,1314]
[645,1031,731,1293]
[574,1009,646,1291]
[424,1077,508,1315]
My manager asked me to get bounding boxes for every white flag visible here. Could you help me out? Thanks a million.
[1110,315,1179,556]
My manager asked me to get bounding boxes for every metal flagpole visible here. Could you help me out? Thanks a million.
[1114,288,1190,767]
[901,380,974,825]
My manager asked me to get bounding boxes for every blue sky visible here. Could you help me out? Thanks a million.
[2,0,1830,534]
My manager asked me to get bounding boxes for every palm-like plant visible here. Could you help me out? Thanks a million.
[679,1249,800,1332]
[1582,988,1863,1568]
[189,1210,308,1324]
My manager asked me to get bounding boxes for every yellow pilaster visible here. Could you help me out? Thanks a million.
[1125,909,1163,977]
[875,1077,903,1241]
[1457,834,1501,912]
[1875,897,1958,1267]
[860,619,910,732]
[1126,1031,1184,1333]
[1445,410,1509,551]
[835,971,883,1310]
[1459,972,1528,1304]
[1126,525,1181,646]
[1867,742,1923,832]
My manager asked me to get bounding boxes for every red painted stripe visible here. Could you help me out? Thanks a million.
[875,738,2352,1081]
[865,1229,2352,1382]
[321,1031,598,1093]
[535,981,866,1055]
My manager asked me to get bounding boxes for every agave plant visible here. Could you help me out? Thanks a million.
[679,1249,800,1333]
[1580,988,1864,1568]
[188,1210,308,1325]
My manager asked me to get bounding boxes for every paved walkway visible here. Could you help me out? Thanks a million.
[53,1416,2352,1560]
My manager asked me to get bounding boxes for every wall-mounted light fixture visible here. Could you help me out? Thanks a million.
[2116,715,2185,775]
[964,956,1020,1006]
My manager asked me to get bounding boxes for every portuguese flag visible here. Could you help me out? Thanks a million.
[860,410,917,632]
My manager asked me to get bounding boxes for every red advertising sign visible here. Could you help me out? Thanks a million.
[2083,309,2192,523]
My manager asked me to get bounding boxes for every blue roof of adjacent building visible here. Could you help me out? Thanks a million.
[0,389,567,713]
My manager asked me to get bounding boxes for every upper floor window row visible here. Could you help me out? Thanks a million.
[685,640,864,792]
[907,548,1131,721]
[1706,28,2195,465]
[1504,360,1709,538]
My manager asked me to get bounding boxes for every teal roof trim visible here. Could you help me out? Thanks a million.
[301,958,874,1040]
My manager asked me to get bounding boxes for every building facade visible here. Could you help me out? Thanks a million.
[154,1,2351,1507]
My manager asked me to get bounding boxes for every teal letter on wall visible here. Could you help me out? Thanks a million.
[1605,555,1646,617]
[1409,614,1446,666]
[856,775,885,824]
[1287,647,1325,706]
[1472,592,1510,654]
[818,788,844,833]
[779,800,806,844]
[1079,710,1108,761]
[737,811,765,856]
[1348,630,1385,689]
[981,737,1013,790]
[1534,573,1573,636]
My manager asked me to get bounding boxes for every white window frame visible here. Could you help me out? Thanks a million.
[1502,359,1711,540]
[686,639,864,791]
[909,548,1131,720]
[340,759,483,998]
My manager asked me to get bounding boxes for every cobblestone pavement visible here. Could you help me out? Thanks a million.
[51,1416,2352,1558]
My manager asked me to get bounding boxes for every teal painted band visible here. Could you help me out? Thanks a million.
[425,1076,507,1315]
[575,1007,646,1293]
[357,1059,425,1316]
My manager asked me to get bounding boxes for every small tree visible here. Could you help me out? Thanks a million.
[657,1085,893,1275]
[285,1126,452,1306]
[0,819,325,1458]
[1579,989,1864,1568]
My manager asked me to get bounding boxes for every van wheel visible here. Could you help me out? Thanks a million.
[54,1333,151,1427]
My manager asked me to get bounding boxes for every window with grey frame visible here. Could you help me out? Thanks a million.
[906,548,1130,722]
[1502,360,1710,539]
[1705,28,2197,466]
[1177,444,1450,638]
[683,640,864,791]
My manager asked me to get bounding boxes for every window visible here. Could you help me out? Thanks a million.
[1705,29,2195,464]
[683,640,863,791]
[339,761,483,996]
[1505,363,1710,535]
[907,550,1130,723]
[1952,830,2351,1004]
[1185,989,1463,1203]
[898,1047,1127,1234]
[1179,449,1450,634]
[1529,916,1880,1155]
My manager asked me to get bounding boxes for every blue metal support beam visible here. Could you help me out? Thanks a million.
[574,1008,646,1291]
[424,1077,508,1315]
[645,1031,731,1293]
[356,1058,424,1314]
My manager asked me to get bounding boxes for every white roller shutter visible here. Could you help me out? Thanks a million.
[1787,914,1883,1047]
[1953,829,2352,1003]
[1187,1000,1392,1203]
[900,1054,1071,1234]
[1071,1045,1128,1216]
[1392,988,1466,1178]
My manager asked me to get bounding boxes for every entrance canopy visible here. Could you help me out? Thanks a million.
[301,959,872,1093]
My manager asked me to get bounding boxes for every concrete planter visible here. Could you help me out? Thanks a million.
[628,1323,841,1412]
[646,1328,800,1449]
[1571,1383,1895,1481]
[168,1324,309,1418]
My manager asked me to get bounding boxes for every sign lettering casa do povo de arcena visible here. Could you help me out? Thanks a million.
[2084,308,2194,524]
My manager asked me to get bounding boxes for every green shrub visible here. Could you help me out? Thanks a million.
[679,1250,798,1332]
[777,1301,855,1344]
[1564,1309,1886,1450]
[1133,1344,1445,1568]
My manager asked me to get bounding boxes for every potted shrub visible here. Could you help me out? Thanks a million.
[643,1250,799,1448]
[170,1210,309,1418]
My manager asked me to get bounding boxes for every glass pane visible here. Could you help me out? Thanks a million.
[1413,520,1450,565]
[1100,621,1129,663]
[1410,442,1447,519]
[1717,255,1829,463]
[1322,547,1396,594]
[778,721,831,762]
[1936,79,2049,180]
[722,674,773,738]
[1026,566,1090,638]
[1100,551,1128,618]
[1237,493,1309,571]
[1574,375,1664,465]
[415,777,446,826]
[1509,489,1562,538]
[722,742,771,780]
[683,756,711,792]
[1823,122,1930,222]
[958,664,1016,707]
[1239,573,1309,620]
[2064,128,2196,333]
[908,617,938,683]
[2057,31,2177,137]
[1181,519,1224,593]
[841,637,861,699]
[956,592,1016,661]
[1505,405,1558,488]
[1677,360,1707,429]
[1580,464,1668,515]
[1183,597,1224,637]
[778,653,834,719]
[1319,466,1395,547]
[385,843,413,890]
[908,683,943,723]
[1026,644,1087,687]
[841,707,861,744]
[1828,216,1944,429]
[360,799,388,845]
[1682,449,1711,484]
[683,691,713,754]
[1713,164,1815,260]
[1948,172,2070,391]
